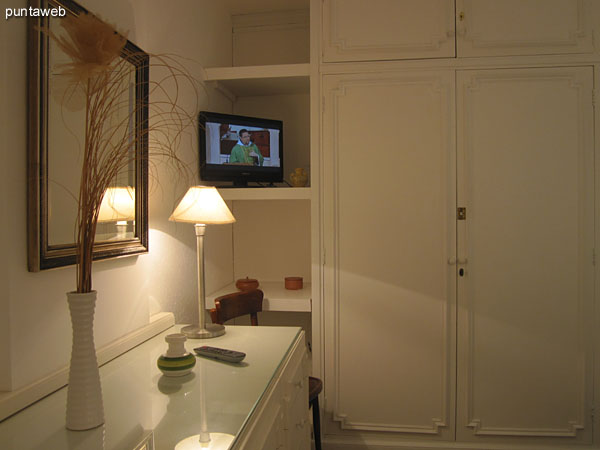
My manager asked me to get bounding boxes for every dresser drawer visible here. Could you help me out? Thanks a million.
[282,341,308,405]
[234,331,307,450]
[284,387,310,450]
[282,342,310,449]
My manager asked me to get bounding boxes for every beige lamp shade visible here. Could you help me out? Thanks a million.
[169,186,235,224]
[98,187,135,222]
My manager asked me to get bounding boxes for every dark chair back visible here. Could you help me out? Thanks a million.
[209,289,263,326]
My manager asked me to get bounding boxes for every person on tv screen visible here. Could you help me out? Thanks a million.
[229,129,264,166]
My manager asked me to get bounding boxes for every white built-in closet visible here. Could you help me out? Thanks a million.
[316,1,599,448]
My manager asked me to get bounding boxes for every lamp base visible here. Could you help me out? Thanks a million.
[181,323,226,339]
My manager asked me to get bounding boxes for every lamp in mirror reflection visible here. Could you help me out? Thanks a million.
[98,187,135,240]
[170,186,235,339]
[174,361,234,450]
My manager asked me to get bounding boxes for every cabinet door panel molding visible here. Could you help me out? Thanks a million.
[322,71,457,438]
[457,0,594,57]
[322,0,455,62]
[456,66,594,443]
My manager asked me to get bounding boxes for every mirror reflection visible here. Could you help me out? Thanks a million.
[28,0,149,271]
[97,187,136,241]
[46,13,136,245]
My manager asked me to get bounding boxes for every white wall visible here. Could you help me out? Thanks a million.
[0,0,233,391]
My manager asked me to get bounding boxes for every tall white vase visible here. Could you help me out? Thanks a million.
[66,291,104,431]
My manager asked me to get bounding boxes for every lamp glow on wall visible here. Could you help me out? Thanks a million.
[170,186,235,339]
[98,187,135,240]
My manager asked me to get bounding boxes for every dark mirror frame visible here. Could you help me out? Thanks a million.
[27,0,149,271]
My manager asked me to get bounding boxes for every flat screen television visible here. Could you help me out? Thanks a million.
[199,111,283,187]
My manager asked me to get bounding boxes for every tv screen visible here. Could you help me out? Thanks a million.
[199,111,283,187]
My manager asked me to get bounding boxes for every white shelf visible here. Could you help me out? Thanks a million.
[204,63,310,97]
[218,187,310,201]
[206,281,312,312]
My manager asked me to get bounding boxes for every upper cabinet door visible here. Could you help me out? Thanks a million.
[322,0,455,62]
[457,0,595,57]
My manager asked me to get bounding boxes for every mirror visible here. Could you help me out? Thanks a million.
[27,0,149,271]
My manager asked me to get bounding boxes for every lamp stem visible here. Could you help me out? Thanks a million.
[180,224,226,339]
[195,223,207,332]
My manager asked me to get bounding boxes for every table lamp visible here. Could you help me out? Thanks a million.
[98,187,135,239]
[169,186,235,339]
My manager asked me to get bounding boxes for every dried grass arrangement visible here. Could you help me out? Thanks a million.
[42,12,197,293]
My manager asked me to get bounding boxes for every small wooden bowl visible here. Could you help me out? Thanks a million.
[236,277,259,291]
[284,276,303,290]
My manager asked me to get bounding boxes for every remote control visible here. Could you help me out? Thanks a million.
[194,346,246,363]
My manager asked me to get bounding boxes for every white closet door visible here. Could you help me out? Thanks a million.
[322,0,455,62]
[456,67,594,444]
[322,71,456,439]
[456,0,594,57]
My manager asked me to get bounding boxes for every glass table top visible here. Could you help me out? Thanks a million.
[0,325,302,450]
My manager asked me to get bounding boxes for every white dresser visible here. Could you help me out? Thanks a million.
[0,326,310,450]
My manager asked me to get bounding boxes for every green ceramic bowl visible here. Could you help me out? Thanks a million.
[157,353,196,377]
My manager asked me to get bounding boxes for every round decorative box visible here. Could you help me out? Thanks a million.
[236,277,259,291]
[157,333,196,377]
[284,276,303,290]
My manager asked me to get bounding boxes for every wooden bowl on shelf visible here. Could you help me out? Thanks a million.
[236,277,259,291]
[284,277,303,290]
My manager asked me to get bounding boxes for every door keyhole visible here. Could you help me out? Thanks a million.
[459,268,465,277]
